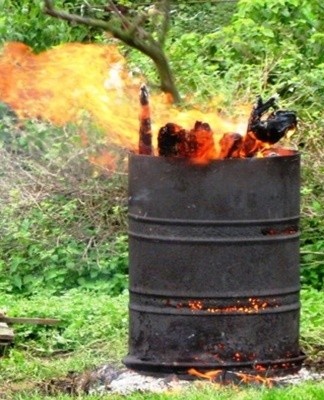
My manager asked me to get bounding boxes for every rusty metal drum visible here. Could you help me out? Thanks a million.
[124,152,304,375]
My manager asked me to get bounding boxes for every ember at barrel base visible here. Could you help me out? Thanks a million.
[124,153,303,376]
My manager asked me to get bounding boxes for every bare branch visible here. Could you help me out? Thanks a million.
[158,0,171,46]
[44,1,154,50]
[44,0,128,42]
[128,11,150,40]
[107,0,130,29]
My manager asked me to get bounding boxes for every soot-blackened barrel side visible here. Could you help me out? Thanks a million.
[124,153,303,375]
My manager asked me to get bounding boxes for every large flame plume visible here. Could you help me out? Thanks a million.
[0,42,247,158]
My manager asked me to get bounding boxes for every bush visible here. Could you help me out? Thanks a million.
[0,111,129,295]
[0,0,106,51]
[0,199,128,295]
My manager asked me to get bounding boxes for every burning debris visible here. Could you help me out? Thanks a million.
[246,95,297,144]
[0,42,297,165]
[158,121,216,161]
[242,95,297,157]
[139,89,297,161]
[0,42,253,158]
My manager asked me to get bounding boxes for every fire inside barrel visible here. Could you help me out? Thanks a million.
[149,93,297,161]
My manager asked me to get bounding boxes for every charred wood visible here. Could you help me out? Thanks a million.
[158,121,215,161]
[219,133,243,159]
[138,84,153,155]
[190,121,216,162]
[241,132,265,158]
[158,123,189,157]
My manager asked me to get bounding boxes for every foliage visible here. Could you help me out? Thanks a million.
[219,0,323,66]
[0,290,128,398]
[300,287,324,363]
[295,117,324,291]
[203,0,324,112]
[0,112,128,295]
[0,199,128,294]
[0,0,105,51]
[299,128,324,290]
[301,212,324,291]
[119,0,324,118]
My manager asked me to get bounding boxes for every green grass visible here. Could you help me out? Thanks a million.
[8,381,324,400]
[0,287,323,399]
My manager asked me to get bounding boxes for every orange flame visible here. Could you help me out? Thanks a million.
[0,42,249,161]
[188,368,274,387]
[235,372,274,387]
[188,368,222,380]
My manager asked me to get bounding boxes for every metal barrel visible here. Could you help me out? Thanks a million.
[124,153,305,375]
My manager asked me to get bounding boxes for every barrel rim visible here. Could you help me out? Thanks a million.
[129,213,300,226]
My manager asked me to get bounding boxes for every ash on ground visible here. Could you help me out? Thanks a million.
[74,365,324,395]
[78,366,190,395]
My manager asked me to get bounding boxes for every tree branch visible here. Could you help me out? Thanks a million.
[128,11,150,40]
[107,0,130,29]
[158,0,171,46]
[43,0,181,103]
[44,0,128,42]
[44,0,156,52]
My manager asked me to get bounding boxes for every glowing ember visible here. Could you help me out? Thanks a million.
[176,298,278,313]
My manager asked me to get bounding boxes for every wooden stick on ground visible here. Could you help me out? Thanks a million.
[0,316,60,325]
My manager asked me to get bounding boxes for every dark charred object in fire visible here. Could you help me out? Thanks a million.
[158,121,215,159]
[158,123,187,157]
[247,96,297,144]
